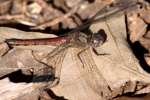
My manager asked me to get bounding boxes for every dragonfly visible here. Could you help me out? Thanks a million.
[5,0,139,98]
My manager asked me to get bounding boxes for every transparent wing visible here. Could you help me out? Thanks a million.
[32,43,70,87]
[76,47,111,98]
[30,0,139,89]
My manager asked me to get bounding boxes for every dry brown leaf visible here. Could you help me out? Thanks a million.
[49,12,150,100]
[145,54,150,67]
[139,3,150,23]
[140,37,150,51]
[0,78,47,100]
[1,12,150,100]
[0,0,12,15]
[127,9,147,43]
[139,31,150,67]
[139,30,150,51]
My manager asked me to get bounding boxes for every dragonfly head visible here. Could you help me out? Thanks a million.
[90,29,107,48]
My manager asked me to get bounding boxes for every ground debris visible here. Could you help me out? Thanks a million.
[0,0,112,30]
[1,0,150,100]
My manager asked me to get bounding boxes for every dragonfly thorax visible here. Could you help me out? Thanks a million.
[74,29,107,48]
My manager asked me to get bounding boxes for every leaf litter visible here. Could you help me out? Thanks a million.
[0,0,150,100]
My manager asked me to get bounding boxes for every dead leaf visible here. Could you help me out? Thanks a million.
[0,0,12,15]
[0,78,46,100]
[127,8,147,43]
[144,54,150,67]
[49,13,150,99]
[139,3,150,23]
[1,7,150,100]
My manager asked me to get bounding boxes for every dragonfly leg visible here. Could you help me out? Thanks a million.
[77,47,90,68]
[92,48,110,56]
[47,77,60,88]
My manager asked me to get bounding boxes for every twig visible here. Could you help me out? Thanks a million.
[32,1,84,29]
[0,14,24,20]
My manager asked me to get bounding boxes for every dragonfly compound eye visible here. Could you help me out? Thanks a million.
[91,29,107,47]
